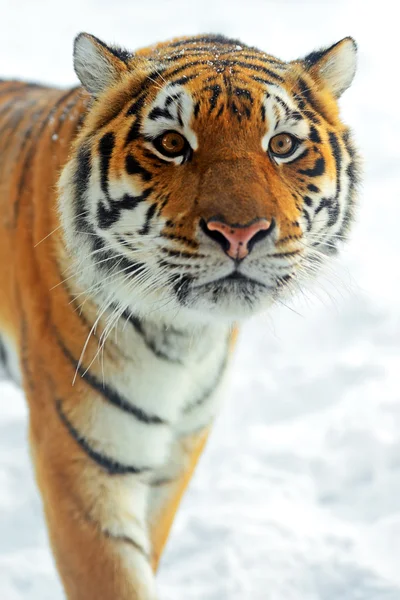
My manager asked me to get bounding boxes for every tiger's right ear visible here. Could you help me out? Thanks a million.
[299,38,357,99]
[73,33,130,96]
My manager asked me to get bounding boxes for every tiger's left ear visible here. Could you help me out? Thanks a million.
[73,32,130,96]
[299,37,357,98]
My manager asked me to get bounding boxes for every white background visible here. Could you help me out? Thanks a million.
[0,1,399,598]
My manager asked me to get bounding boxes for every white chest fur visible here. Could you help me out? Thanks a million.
[73,316,231,479]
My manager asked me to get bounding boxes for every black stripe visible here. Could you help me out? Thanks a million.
[183,350,228,414]
[0,337,6,363]
[170,74,200,86]
[160,247,202,259]
[98,132,115,199]
[56,400,151,475]
[104,530,149,558]
[125,95,148,146]
[148,105,173,121]
[96,188,152,229]
[119,308,183,364]
[298,156,325,178]
[296,78,319,114]
[159,49,285,70]
[234,87,254,103]
[326,131,342,226]
[274,95,290,116]
[64,475,150,558]
[74,144,92,233]
[164,58,283,83]
[304,196,313,207]
[56,334,167,425]
[160,232,198,249]
[314,197,332,216]
[277,234,302,245]
[165,93,182,108]
[239,53,285,67]
[193,101,201,118]
[302,209,312,231]
[100,252,145,277]
[125,154,152,181]
[149,477,175,486]
[216,105,224,118]
[164,60,210,81]
[138,202,157,235]
[205,84,221,112]
[126,93,147,117]
[337,140,358,238]
[251,75,275,87]
[233,61,284,82]
[309,125,321,144]
[271,250,301,258]
[0,337,8,375]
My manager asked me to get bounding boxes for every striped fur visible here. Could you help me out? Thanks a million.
[0,33,360,599]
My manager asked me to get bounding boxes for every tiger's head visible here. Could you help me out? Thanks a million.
[59,33,360,325]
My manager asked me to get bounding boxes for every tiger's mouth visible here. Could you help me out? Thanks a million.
[191,269,275,298]
[219,271,261,284]
[192,269,269,290]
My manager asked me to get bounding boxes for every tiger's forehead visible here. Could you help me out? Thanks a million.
[135,35,291,94]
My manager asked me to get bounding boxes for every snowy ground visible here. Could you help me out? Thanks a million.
[1,0,399,598]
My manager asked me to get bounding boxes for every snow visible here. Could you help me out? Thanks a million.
[0,0,399,598]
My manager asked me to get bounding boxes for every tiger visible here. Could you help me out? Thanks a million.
[0,32,359,599]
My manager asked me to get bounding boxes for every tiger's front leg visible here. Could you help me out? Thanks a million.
[28,384,161,600]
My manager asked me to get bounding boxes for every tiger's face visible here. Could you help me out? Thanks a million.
[59,34,359,325]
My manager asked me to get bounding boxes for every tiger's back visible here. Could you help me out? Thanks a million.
[0,82,85,350]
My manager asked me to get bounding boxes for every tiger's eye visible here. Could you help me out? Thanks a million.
[160,131,186,156]
[269,133,296,157]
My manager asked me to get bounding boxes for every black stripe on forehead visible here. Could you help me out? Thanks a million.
[162,48,286,74]
[234,87,254,103]
[163,58,284,83]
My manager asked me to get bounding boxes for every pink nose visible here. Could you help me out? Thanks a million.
[206,218,272,259]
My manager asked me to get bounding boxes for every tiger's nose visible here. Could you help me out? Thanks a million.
[202,218,274,260]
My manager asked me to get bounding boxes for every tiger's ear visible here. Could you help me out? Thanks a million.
[73,33,130,96]
[300,37,357,98]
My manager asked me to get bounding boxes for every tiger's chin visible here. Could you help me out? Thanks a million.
[179,277,278,323]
